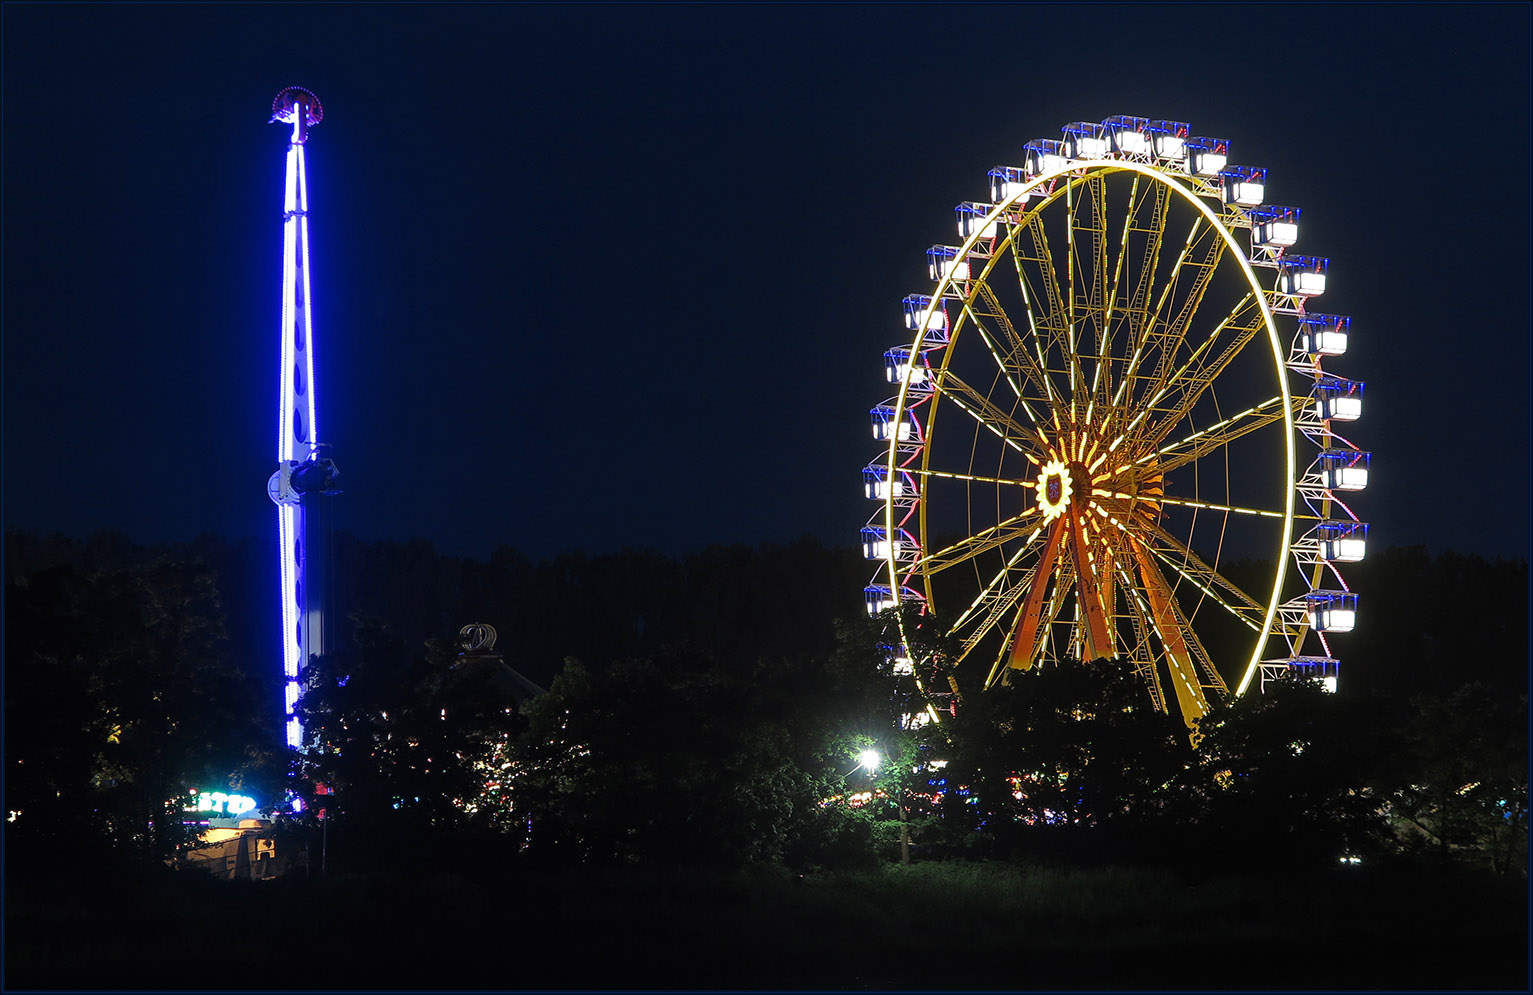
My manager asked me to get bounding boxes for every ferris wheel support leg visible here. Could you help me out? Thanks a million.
[1008,518,1066,672]
[1130,541,1211,731]
[1066,512,1114,662]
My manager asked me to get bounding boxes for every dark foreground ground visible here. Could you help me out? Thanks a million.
[6,858,1528,990]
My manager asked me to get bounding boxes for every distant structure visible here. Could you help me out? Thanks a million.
[450,624,546,705]
[266,86,341,750]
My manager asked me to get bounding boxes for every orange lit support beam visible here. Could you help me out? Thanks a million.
[1067,508,1114,661]
[1130,539,1211,731]
[1008,518,1065,671]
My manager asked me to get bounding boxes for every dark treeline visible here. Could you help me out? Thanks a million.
[4,528,1527,882]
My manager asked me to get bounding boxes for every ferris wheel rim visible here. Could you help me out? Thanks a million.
[878,157,1297,717]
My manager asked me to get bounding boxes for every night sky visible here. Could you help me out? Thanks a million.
[4,5,1529,562]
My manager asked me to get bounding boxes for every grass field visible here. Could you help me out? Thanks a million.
[7,858,1527,990]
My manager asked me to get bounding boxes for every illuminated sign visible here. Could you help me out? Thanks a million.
[184,791,257,816]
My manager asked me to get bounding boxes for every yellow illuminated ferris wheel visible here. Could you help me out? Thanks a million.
[862,117,1369,733]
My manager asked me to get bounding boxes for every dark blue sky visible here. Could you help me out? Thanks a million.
[4,4,1529,561]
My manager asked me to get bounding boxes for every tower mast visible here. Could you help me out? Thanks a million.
[266,86,340,751]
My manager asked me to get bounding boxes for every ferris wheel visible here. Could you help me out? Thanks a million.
[862,116,1369,733]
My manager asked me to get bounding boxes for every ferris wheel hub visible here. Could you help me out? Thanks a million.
[1035,460,1074,521]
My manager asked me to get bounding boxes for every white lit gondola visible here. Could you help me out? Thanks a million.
[1102,114,1151,155]
[1251,205,1299,247]
[1287,656,1340,693]
[1061,121,1109,159]
[1318,520,1368,562]
[902,294,949,337]
[1306,591,1358,633]
[956,202,999,240]
[884,347,930,386]
[1299,313,1349,356]
[1279,256,1329,296]
[1220,165,1267,206]
[1185,136,1229,175]
[1318,449,1370,491]
[1313,376,1364,421]
[926,245,970,283]
[1147,119,1189,160]
[1023,139,1067,177]
[862,464,909,500]
[870,404,917,442]
[861,526,904,561]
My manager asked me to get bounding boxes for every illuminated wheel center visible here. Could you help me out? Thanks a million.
[1034,459,1074,520]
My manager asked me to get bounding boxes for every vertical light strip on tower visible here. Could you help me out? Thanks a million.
[267,86,340,753]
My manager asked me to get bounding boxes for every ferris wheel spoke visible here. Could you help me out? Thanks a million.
[1068,175,1110,381]
[969,281,1062,410]
[1095,489,1287,521]
[1132,295,1270,452]
[1135,224,1227,410]
[1125,520,1270,633]
[932,371,1050,458]
[1131,397,1292,475]
[1109,213,1210,419]
[950,532,1046,644]
[1011,211,1080,396]
[1109,180,1172,414]
[1153,568,1230,697]
[1115,562,1168,712]
[917,509,1043,576]
[910,466,1035,489]
[1094,173,1147,419]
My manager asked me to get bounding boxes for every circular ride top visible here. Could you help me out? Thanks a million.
[862,116,1369,734]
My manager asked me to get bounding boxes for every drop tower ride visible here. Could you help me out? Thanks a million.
[266,86,340,751]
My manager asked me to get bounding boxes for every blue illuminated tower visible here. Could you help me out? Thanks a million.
[266,87,340,751]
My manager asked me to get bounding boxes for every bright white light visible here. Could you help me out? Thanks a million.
[906,306,947,332]
[1116,132,1149,155]
[1256,220,1298,246]
[1321,395,1362,421]
[1074,136,1109,158]
[863,538,901,560]
[865,477,905,499]
[873,419,914,441]
[1322,676,1339,694]
[1313,608,1356,632]
[959,214,999,239]
[1154,135,1184,158]
[1326,538,1367,562]
[901,711,932,730]
[937,258,971,281]
[1192,151,1227,175]
[1303,329,1347,355]
[891,657,914,675]
[1284,270,1327,296]
[858,749,882,773]
[1325,466,1368,491]
[1227,181,1264,206]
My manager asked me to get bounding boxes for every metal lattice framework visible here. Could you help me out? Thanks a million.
[862,117,1368,732]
